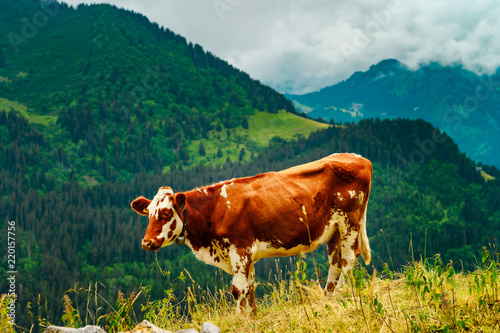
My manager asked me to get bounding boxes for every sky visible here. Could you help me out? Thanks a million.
[63,0,500,94]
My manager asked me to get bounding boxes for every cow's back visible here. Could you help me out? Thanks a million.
[212,153,371,254]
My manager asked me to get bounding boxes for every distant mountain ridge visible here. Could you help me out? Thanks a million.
[287,59,500,167]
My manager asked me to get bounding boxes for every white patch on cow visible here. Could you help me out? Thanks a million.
[337,208,359,271]
[357,191,365,205]
[229,245,250,295]
[185,239,232,274]
[203,189,208,195]
[349,190,356,198]
[337,192,343,201]
[157,214,183,245]
[220,185,228,198]
[147,188,173,219]
[220,184,231,208]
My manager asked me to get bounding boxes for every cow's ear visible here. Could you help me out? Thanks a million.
[174,193,187,214]
[131,197,151,215]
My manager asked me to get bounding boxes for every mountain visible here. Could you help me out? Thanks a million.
[0,0,328,185]
[287,59,500,167]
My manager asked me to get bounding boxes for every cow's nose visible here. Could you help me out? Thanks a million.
[142,239,153,251]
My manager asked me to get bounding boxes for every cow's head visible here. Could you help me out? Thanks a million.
[131,186,186,251]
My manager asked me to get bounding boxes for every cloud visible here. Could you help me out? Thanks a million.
[62,0,500,94]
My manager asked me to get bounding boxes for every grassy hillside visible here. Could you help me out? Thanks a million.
[3,250,498,332]
[185,110,330,166]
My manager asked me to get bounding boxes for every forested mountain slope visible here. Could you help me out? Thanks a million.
[288,59,500,167]
[0,0,314,185]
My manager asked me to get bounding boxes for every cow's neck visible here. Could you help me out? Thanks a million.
[175,210,188,245]
[182,187,222,252]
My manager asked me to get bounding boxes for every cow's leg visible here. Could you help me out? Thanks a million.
[248,262,257,314]
[325,228,342,294]
[325,223,361,295]
[230,248,251,314]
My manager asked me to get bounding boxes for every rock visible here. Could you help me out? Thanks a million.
[44,325,106,333]
[43,320,220,333]
[120,320,173,333]
[201,322,220,333]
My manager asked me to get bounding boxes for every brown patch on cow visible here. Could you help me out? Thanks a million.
[169,219,177,231]
[232,285,241,299]
[327,229,341,256]
[314,191,326,210]
[351,238,360,257]
[341,259,348,267]
[333,164,355,182]
[167,231,173,239]
[214,256,220,263]
[326,281,337,292]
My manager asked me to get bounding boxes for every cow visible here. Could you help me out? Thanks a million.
[131,153,372,314]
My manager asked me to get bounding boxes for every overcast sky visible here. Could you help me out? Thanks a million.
[63,0,500,94]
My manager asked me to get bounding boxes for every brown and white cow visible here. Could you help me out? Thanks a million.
[131,153,372,313]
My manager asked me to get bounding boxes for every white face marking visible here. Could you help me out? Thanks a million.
[349,190,356,198]
[157,214,183,245]
[146,188,184,246]
[337,192,343,201]
[147,188,173,219]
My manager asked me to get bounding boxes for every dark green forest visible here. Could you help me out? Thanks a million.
[0,1,499,332]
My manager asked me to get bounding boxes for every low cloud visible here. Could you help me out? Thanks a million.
[63,0,500,94]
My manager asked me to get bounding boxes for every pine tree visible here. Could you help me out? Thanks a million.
[198,141,206,156]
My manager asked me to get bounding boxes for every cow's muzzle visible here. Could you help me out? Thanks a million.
[142,238,163,251]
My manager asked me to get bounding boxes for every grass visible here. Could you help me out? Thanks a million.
[4,247,499,333]
[247,110,329,146]
[481,170,496,182]
[0,97,57,126]
[185,110,330,168]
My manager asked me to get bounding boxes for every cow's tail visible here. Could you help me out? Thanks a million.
[359,203,371,265]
